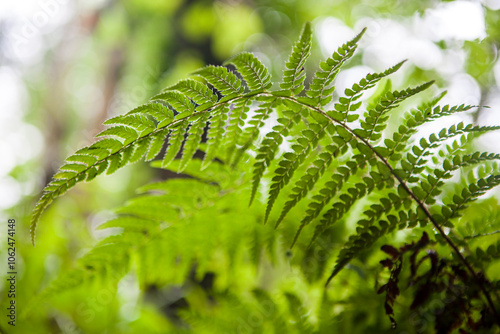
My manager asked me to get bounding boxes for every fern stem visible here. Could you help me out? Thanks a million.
[278,94,499,319]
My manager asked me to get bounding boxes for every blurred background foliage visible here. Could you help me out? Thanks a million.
[1,0,500,333]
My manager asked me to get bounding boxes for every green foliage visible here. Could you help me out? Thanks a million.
[225,52,272,91]
[307,28,365,106]
[30,23,500,332]
[280,22,312,95]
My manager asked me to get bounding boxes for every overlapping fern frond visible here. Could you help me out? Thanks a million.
[32,22,500,323]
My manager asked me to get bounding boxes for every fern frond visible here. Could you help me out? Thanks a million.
[30,24,500,329]
[123,100,175,129]
[317,112,499,282]
[293,150,367,236]
[385,104,475,161]
[309,154,398,241]
[328,61,406,123]
[265,120,330,221]
[96,126,139,145]
[65,154,98,166]
[233,96,279,166]
[398,123,500,182]
[359,81,434,142]
[145,128,167,161]
[130,136,152,163]
[432,174,500,228]
[324,152,498,281]
[327,191,407,283]
[225,52,272,91]
[142,101,175,127]
[31,104,210,242]
[276,139,351,227]
[32,23,500,286]
[203,105,229,169]
[179,113,210,172]
[104,114,156,135]
[162,120,189,168]
[158,78,218,109]
[302,179,377,248]
[250,109,302,206]
[418,152,500,205]
[327,158,500,282]
[280,22,313,95]
[307,28,366,106]
[224,97,251,163]
[59,163,87,174]
[152,90,195,117]
[194,65,244,99]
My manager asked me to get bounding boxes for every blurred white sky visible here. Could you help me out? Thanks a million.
[0,0,500,212]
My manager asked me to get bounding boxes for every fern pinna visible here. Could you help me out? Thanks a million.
[31,22,500,326]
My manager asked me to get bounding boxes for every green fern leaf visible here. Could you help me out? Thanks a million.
[104,114,156,136]
[295,150,366,233]
[419,152,500,205]
[162,120,189,168]
[359,81,434,142]
[96,126,139,145]
[106,154,123,175]
[327,191,406,283]
[157,78,218,109]
[225,52,272,91]
[65,154,97,166]
[59,163,87,174]
[152,90,195,117]
[250,109,302,206]
[71,146,105,161]
[233,96,279,166]
[280,22,313,95]
[179,113,210,172]
[203,105,229,169]
[265,121,330,222]
[276,139,351,227]
[125,100,175,128]
[145,129,167,161]
[386,104,475,161]
[400,123,500,181]
[194,65,244,99]
[90,138,123,154]
[310,179,393,247]
[29,25,500,315]
[295,161,373,246]
[224,97,251,163]
[307,28,366,106]
[328,60,406,123]
[130,137,152,163]
[326,153,500,282]
[432,174,500,228]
